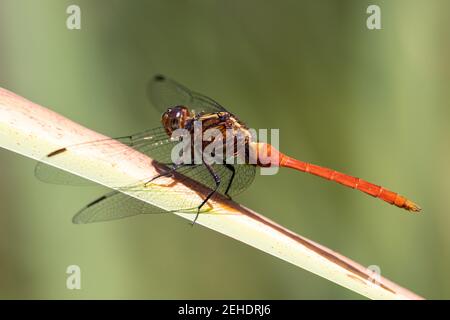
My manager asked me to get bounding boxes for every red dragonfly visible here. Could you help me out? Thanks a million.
[35,75,421,224]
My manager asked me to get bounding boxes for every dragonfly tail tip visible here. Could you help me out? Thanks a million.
[405,200,422,213]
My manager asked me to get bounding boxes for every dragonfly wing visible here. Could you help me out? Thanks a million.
[110,163,256,215]
[222,164,256,197]
[169,163,256,198]
[72,191,167,224]
[147,75,227,114]
[35,127,175,186]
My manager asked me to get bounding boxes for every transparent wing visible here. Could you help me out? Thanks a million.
[223,164,257,197]
[34,127,173,186]
[111,163,256,211]
[147,74,228,114]
[36,125,256,220]
[172,163,256,198]
[72,191,168,224]
[73,164,256,224]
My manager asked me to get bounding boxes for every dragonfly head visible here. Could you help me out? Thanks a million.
[161,106,191,135]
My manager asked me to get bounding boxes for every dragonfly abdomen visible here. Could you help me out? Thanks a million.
[250,142,421,213]
[280,155,421,212]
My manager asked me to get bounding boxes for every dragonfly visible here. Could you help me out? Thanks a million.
[35,75,421,225]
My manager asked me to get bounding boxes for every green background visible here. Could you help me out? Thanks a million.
[0,0,448,299]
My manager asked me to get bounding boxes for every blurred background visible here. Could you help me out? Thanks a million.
[0,0,448,299]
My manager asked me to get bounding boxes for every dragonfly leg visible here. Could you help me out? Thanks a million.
[223,164,236,199]
[192,163,221,226]
[144,163,181,187]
